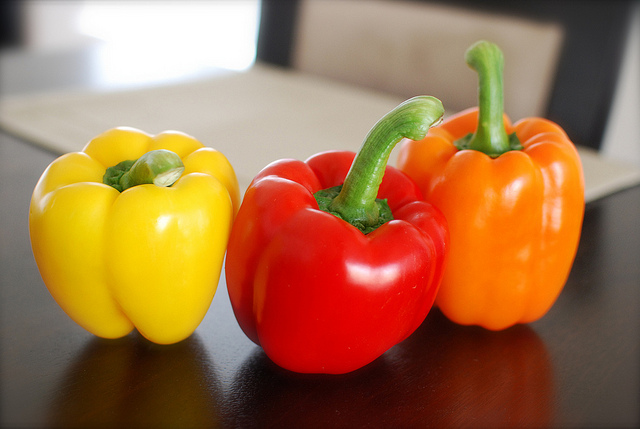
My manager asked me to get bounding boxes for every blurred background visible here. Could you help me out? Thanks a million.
[1,0,638,168]
[0,1,261,85]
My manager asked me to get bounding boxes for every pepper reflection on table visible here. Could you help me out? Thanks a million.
[43,311,552,428]
[229,311,553,428]
[47,335,224,428]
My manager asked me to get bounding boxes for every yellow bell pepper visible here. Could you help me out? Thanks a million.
[29,127,240,344]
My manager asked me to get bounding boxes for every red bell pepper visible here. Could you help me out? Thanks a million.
[225,96,449,374]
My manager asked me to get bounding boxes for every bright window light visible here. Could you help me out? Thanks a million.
[76,0,260,85]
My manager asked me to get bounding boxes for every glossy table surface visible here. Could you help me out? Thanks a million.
[1,48,639,428]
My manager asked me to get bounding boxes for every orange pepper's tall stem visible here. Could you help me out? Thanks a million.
[458,40,520,157]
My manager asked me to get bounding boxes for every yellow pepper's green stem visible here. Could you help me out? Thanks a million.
[455,40,522,156]
[316,96,444,233]
[104,149,185,192]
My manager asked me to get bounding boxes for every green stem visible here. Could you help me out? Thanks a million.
[455,40,521,156]
[316,96,444,233]
[103,149,185,192]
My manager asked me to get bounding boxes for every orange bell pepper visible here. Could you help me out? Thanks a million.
[397,41,585,330]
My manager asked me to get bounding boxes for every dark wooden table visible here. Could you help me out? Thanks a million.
[1,48,639,428]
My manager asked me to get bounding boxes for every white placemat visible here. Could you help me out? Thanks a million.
[0,64,404,191]
[2,63,639,201]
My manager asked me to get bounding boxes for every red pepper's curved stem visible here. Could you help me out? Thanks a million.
[103,149,185,192]
[456,40,520,156]
[325,96,444,232]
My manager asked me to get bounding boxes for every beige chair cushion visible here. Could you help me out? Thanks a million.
[291,0,564,120]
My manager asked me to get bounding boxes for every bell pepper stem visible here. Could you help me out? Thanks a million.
[320,96,444,233]
[104,149,185,192]
[456,40,517,157]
